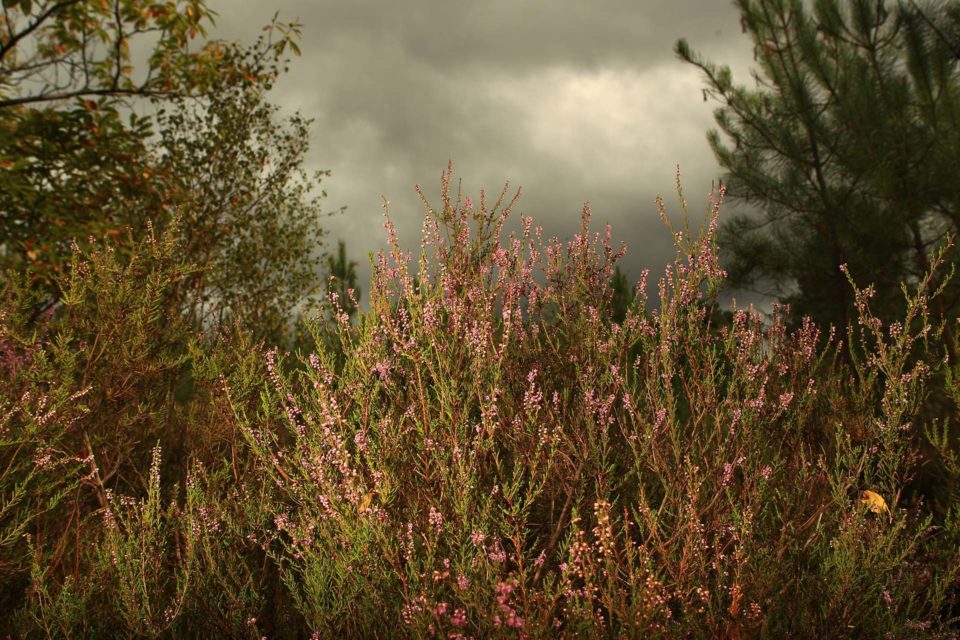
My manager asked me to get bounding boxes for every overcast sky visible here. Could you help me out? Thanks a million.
[206,0,764,311]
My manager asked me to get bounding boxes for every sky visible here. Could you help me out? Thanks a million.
[205,0,764,311]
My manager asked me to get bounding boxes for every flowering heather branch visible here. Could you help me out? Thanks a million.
[5,164,959,637]
[224,164,960,637]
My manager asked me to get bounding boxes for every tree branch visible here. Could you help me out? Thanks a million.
[0,85,175,108]
[0,0,83,61]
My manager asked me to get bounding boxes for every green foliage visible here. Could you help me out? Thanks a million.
[0,103,159,286]
[0,2,333,346]
[0,218,298,638]
[608,264,635,324]
[0,0,218,285]
[152,59,339,343]
[0,221,195,609]
[0,1,222,109]
[677,0,960,337]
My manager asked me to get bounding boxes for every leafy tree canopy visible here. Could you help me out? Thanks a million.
[0,1,338,344]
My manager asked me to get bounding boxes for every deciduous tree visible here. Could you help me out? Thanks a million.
[0,1,338,344]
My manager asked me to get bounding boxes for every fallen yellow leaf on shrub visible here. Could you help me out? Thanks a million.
[860,490,888,514]
[359,491,374,512]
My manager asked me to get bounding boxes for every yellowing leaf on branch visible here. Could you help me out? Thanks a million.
[860,490,889,515]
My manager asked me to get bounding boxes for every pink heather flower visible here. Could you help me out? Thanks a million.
[523,368,543,414]
[372,359,392,380]
[730,408,742,437]
[457,574,470,590]
[450,608,467,627]
[722,456,745,487]
[487,547,507,563]
[495,581,514,604]
[428,506,443,533]
[404,522,415,560]
[353,431,368,452]
[654,407,667,432]
[722,463,735,487]
[506,611,525,630]
[778,392,794,412]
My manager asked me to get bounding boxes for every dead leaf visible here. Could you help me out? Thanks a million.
[359,491,374,512]
[860,490,889,515]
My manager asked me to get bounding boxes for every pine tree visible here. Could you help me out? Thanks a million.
[326,240,361,322]
[608,264,634,324]
[676,0,960,343]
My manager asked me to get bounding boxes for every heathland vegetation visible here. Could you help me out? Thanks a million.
[2,0,960,637]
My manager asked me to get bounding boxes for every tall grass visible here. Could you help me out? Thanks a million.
[2,165,958,638]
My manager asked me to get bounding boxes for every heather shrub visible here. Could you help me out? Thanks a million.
[236,164,960,638]
[14,446,277,638]
[3,164,958,638]
[0,291,91,611]
[0,221,283,635]
[0,221,195,610]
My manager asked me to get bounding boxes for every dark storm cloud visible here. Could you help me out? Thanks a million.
[207,0,762,310]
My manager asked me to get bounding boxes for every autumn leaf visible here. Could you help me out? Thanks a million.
[860,490,889,515]
[359,491,374,512]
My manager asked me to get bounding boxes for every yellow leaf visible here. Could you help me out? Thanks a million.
[359,491,373,512]
[860,490,889,515]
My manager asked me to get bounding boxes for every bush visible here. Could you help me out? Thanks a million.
[236,165,960,637]
[2,164,958,638]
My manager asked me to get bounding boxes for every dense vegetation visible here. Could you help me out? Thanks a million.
[2,0,959,638]
[3,165,960,637]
